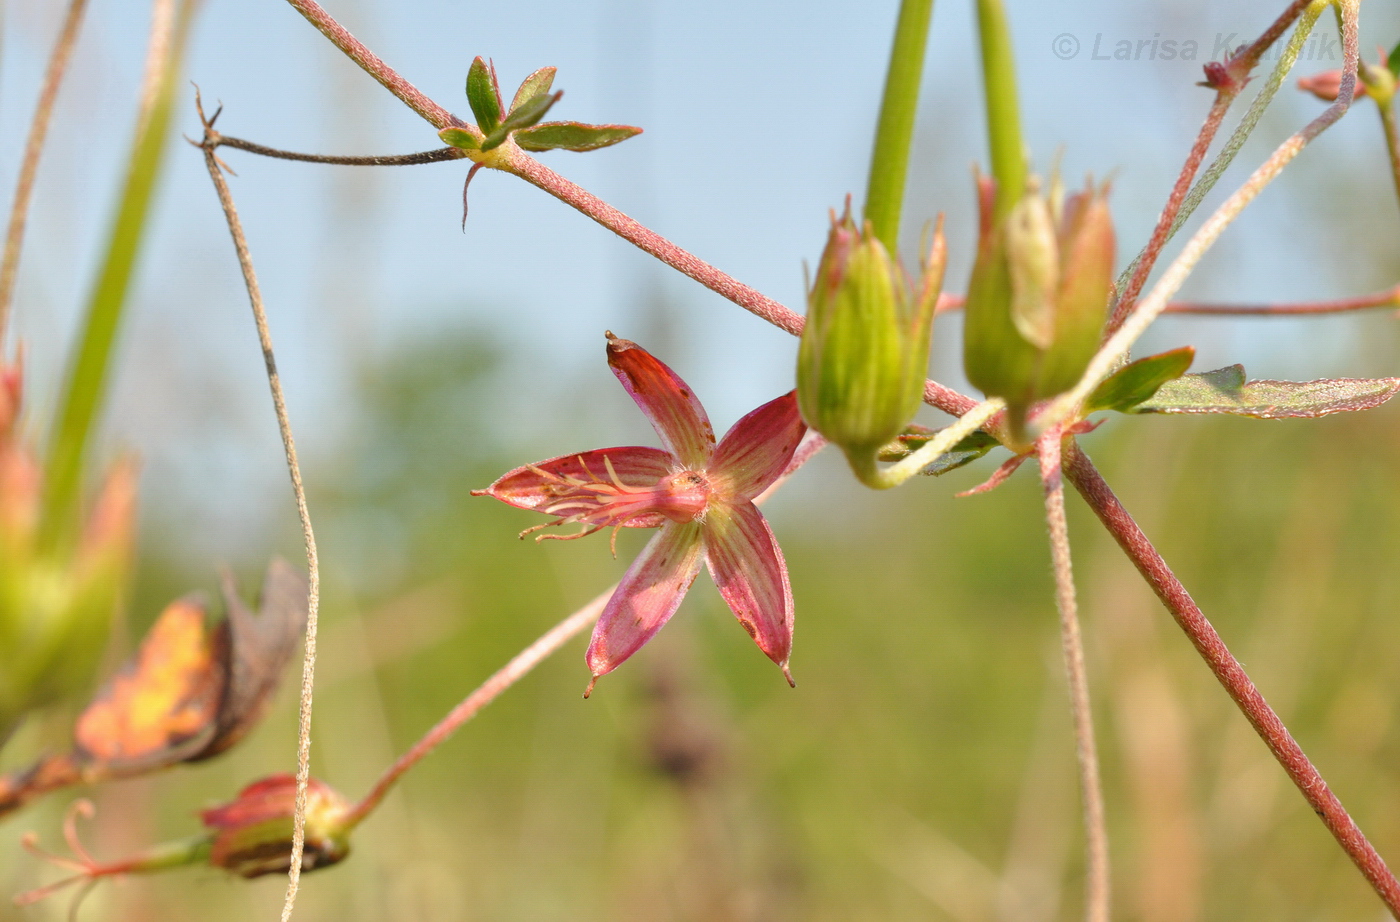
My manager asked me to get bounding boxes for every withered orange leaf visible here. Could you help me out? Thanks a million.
[195,559,308,760]
[74,597,221,768]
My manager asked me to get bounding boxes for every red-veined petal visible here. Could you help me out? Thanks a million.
[472,446,675,528]
[702,501,794,681]
[606,334,715,469]
[708,391,806,501]
[586,520,705,691]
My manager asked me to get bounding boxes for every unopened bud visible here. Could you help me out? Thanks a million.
[1297,70,1369,102]
[962,171,1115,440]
[201,774,352,878]
[797,206,942,470]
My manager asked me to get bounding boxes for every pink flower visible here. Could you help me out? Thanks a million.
[474,334,806,695]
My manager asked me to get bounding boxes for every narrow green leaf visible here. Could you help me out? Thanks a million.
[466,57,501,132]
[438,127,480,150]
[1133,365,1400,418]
[514,122,642,152]
[42,0,199,551]
[1388,40,1400,78]
[1085,346,1195,414]
[877,425,999,475]
[497,90,561,133]
[511,66,557,113]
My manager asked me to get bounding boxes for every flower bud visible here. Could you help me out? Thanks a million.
[201,774,352,878]
[797,206,942,467]
[962,172,1115,440]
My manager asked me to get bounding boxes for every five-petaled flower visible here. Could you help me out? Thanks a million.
[474,333,807,695]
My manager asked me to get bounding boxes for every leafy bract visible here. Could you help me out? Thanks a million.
[1132,364,1400,418]
[514,122,642,152]
[878,425,1000,476]
[466,57,502,133]
[511,66,557,112]
[1085,346,1194,414]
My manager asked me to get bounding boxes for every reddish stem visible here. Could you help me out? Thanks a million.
[1062,441,1400,916]
[1162,284,1400,315]
[282,0,462,129]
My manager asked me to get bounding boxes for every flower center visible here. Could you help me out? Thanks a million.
[527,456,713,544]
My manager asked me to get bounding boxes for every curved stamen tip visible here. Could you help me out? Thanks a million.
[583,675,599,699]
[782,663,796,688]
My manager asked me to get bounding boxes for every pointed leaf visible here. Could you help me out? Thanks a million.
[500,89,561,132]
[709,391,806,501]
[876,424,999,476]
[1085,346,1195,414]
[511,66,557,113]
[586,521,705,683]
[1133,365,1400,418]
[514,122,642,152]
[702,502,793,675]
[438,127,480,151]
[466,56,501,132]
[1389,40,1400,78]
[606,334,715,469]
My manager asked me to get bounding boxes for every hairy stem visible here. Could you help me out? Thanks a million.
[1062,442,1400,916]
[196,97,322,922]
[1047,0,1359,427]
[1040,434,1110,922]
[863,0,936,252]
[0,0,90,345]
[1161,285,1400,315]
[282,0,460,128]
[344,436,827,828]
[975,0,1025,217]
[1377,101,1400,211]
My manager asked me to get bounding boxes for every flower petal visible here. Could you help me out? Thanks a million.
[708,391,806,501]
[473,446,676,528]
[606,334,715,469]
[702,501,794,680]
[586,520,705,689]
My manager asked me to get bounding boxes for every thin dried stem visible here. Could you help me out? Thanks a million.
[344,436,826,829]
[1062,443,1400,916]
[195,95,321,922]
[1039,433,1110,922]
[0,0,90,344]
[209,130,464,167]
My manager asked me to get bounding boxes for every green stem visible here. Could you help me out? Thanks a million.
[849,398,1003,489]
[40,0,197,550]
[863,0,936,253]
[1377,101,1400,212]
[975,0,1025,219]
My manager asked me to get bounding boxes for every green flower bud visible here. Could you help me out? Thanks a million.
[962,172,1115,442]
[798,207,943,471]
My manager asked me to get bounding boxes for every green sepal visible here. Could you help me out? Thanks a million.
[1388,40,1400,78]
[1085,346,1194,414]
[877,425,999,476]
[514,122,642,152]
[438,127,480,151]
[1132,365,1400,418]
[478,90,563,151]
[511,66,557,112]
[466,57,502,133]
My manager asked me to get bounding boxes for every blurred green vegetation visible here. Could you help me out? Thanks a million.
[6,319,1400,921]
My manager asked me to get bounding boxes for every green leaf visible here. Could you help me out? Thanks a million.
[511,66,557,113]
[498,90,561,133]
[466,57,501,133]
[514,122,642,152]
[438,127,480,151]
[1085,346,1195,414]
[1388,40,1400,78]
[877,425,999,476]
[1132,364,1400,418]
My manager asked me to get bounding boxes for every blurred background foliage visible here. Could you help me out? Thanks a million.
[2,0,1400,920]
